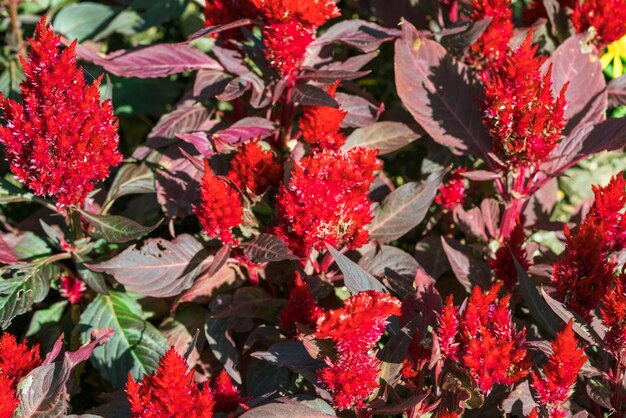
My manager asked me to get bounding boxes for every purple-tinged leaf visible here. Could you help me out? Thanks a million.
[415,235,449,280]
[297,70,370,82]
[193,70,232,100]
[326,244,386,293]
[395,21,492,162]
[0,234,19,264]
[252,342,323,386]
[241,402,335,418]
[319,52,378,73]
[369,170,445,243]
[586,379,613,410]
[87,234,210,298]
[161,305,208,368]
[178,264,239,305]
[79,210,162,244]
[212,117,276,150]
[188,18,257,41]
[359,244,420,296]
[74,43,222,78]
[207,245,231,278]
[155,144,203,219]
[336,93,382,128]
[453,207,487,242]
[461,170,500,181]
[177,131,215,158]
[344,122,422,155]
[214,287,284,320]
[440,18,492,57]
[291,84,338,107]
[501,381,538,417]
[544,34,607,135]
[441,237,491,292]
[608,75,626,107]
[314,19,400,53]
[481,198,500,238]
[241,234,299,263]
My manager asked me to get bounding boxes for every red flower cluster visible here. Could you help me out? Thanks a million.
[194,162,244,244]
[251,0,340,79]
[299,83,348,150]
[440,283,529,393]
[482,32,567,169]
[212,370,247,413]
[59,274,86,305]
[275,147,380,257]
[586,172,626,253]
[315,291,401,410]
[0,18,121,208]
[227,139,281,196]
[571,0,626,46]
[204,0,257,28]
[551,221,616,319]
[435,168,467,211]
[126,348,215,418]
[279,272,323,334]
[600,273,626,355]
[490,218,529,289]
[468,0,514,67]
[531,321,587,418]
[0,333,42,418]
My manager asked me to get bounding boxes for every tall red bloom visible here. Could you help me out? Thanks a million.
[468,0,514,67]
[299,83,348,150]
[126,347,215,418]
[0,18,121,208]
[227,139,281,196]
[531,321,587,417]
[482,31,567,169]
[275,147,380,257]
[59,274,86,305]
[0,333,42,418]
[600,273,626,355]
[571,0,626,47]
[212,370,247,413]
[459,283,530,393]
[490,217,529,289]
[279,272,323,334]
[586,172,626,253]
[251,0,340,80]
[204,0,257,28]
[437,295,460,361]
[315,291,401,410]
[551,221,616,319]
[194,162,244,244]
[435,168,467,211]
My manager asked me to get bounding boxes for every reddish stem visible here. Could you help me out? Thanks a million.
[499,167,527,239]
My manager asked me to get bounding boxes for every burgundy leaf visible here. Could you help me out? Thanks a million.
[193,70,231,100]
[178,264,239,305]
[608,75,626,107]
[343,121,422,155]
[87,234,210,298]
[327,244,386,294]
[414,236,449,280]
[314,19,400,53]
[241,234,299,263]
[440,18,492,57]
[441,237,491,292]
[395,21,492,162]
[212,117,275,150]
[297,70,370,82]
[0,234,19,264]
[291,84,338,107]
[461,170,500,181]
[359,244,420,296]
[336,92,383,128]
[177,132,215,158]
[319,52,379,73]
[188,19,257,41]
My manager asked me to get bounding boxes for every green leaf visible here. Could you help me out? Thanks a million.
[0,263,59,329]
[53,2,119,41]
[79,210,162,244]
[0,177,32,204]
[79,291,168,388]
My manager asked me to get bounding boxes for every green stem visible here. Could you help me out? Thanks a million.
[68,206,84,242]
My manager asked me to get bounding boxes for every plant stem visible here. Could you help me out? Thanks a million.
[614,354,624,416]
[67,206,84,242]
[5,0,25,57]
[499,167,526,239]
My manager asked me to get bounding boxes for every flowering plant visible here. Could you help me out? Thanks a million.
[0,0,625,416]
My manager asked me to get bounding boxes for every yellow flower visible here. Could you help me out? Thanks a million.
[601,35,626,78]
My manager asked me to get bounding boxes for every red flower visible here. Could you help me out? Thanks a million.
[468,0,514,67]
[0,18,121,208]
[531,321,587,416]
[437,295,460,361]
[299,83,348,150]
[212,370,247,413]
[126,347,215,418]
[204,0,257,28]
[315,291,401,409]
[481,31,567,169]
[279,272,323,334]
[490,217,529,289]
[227,139,281,196]
[459,283,530,393]
[250,0,339,26]
[600,273,626,355]
[194,162,244,244]
[586,172,626,253]
[0,333,42,418]
[275,147,380,257]
[435,168,467,211]
[59,274,86,305]
[571,0,626,46]
[551,221,616,319]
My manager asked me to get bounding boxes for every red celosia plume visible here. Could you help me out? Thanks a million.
[279,272,323,334]
[468,0,514,67]
[212,370,247,413]
[194,161,244,244]
[482,31,567,169]
[204,0,257,28]
[315,291,401,410]
[59,274,86,305]
[435,167,467,211]
[571,0,626,46]
[586,172,626,253]
[531,320,587,417]
[437,295,460,361]
[126,347,215,418]
[227,139,281,196]
[0,18,122,208]
[275,147,380,257]
[490,217,529,289]
[299,82,348,150]
[600,273,626,355]
[0,333,42,418]
[250,0,339,26]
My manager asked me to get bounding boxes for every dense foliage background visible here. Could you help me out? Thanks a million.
[0,0,626,417]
